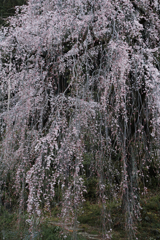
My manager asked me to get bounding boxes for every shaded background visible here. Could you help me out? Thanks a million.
[0,0,26,25]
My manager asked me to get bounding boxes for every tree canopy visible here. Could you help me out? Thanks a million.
[0,0,160,239]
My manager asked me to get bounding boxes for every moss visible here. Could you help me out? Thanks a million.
[137,191,160,239]
[78,201,101,226]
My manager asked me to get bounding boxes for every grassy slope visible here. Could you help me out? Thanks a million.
[0,189,160,239]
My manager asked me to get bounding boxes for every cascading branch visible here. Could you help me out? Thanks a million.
[0,0,160,239]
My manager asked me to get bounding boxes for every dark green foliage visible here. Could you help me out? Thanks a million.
[0,207,29,240]
[78,201,101,226]
[0,191,160,240]
[0,206,15,229]
[83,177,98,202]
[137,192,160,240]
[41,223,88,240]
[40,224,61,240]
[0,207,88,240]
[0,0,26,26]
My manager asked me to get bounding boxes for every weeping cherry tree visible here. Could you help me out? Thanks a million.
[0,0,160,239]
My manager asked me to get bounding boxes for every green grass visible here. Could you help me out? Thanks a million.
[1,190,160,239]
[137,191,160,240]
[78,201,101,226]
[77,191,160,239]
[0,206,88,240]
